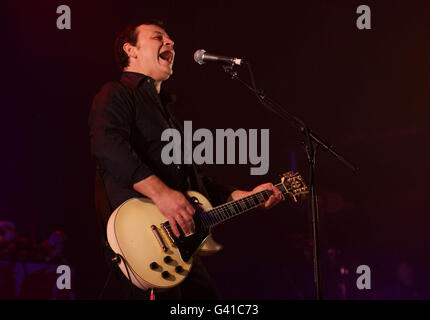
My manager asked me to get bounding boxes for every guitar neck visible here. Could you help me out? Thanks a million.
[199,183,287,228]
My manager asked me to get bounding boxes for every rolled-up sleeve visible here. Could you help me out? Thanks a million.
[89,82,153,186]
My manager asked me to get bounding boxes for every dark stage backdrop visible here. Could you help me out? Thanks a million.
[2,0,429,299]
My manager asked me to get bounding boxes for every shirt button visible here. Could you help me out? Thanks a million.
[176,165,181,170]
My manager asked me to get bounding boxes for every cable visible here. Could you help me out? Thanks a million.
[116,252,154,300]
[97,245,139,300]
[97,265,113,300]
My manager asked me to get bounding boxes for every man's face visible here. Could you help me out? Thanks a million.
[130,24,175,81]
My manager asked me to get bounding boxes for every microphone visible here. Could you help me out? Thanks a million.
[194,49,244,66]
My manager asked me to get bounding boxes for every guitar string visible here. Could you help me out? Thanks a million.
[164,183,291,234]
[208,190,271,224]
[163,189,274,235]
[164,178,308,233]
[205,183,285,225]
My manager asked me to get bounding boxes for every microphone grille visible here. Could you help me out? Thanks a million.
[193,49,206,65]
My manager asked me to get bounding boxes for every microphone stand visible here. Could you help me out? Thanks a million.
[221,64,358,300]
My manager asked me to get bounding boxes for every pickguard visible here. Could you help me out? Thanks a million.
[164,199,210,262]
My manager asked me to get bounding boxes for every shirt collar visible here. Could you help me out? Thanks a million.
[120,71,176,106]
[120,71,150,88]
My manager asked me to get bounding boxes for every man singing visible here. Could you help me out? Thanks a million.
[89,19,281,300]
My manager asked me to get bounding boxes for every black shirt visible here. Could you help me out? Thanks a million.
[89,72,232,228]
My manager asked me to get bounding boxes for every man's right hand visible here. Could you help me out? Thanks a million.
[133,175,195,238]
[152,188,195,238]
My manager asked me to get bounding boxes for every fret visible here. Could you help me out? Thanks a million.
[223,205,230,219]
[245,197,253,208]
[219,207,228,220]
[251,194,260,206]
[238,198,246,210]
[248,196,255,207]
[209,209,216,223]
[235,201,241,211]
[200,183,288,227]
[256,192,265,203]
[238,200,246,210]
[229,204,236,216]
[212,210,220,224]
[226,206,232,217]
[219,208,226,221]
[215,208,222,222]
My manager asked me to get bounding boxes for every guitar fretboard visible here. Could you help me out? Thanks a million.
[199,183,286,228]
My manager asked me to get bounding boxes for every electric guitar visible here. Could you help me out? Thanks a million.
[106,171,308,290]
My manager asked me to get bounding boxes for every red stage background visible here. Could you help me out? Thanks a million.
[2,0,429,299]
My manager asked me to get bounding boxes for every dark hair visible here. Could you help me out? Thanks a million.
[114,19,166,70]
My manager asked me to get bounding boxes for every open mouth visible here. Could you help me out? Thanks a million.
[159,50,174,64]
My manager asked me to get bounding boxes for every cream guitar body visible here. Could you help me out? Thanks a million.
[106,171,307,291]
[107,191,220,290]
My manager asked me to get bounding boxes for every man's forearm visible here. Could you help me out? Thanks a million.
[133,175,197,237]
[227,183,282,209]
[133,175,170,201]
[227,190,250,202]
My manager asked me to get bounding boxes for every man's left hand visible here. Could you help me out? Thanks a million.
[251,183,283,209]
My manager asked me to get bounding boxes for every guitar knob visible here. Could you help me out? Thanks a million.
[149,262,159,270]
[175,266,184,274]
[161,271,171,279]
[163,256,173,264]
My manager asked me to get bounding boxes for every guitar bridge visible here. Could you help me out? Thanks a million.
[161,222,177,247]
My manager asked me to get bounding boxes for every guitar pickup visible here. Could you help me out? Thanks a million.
[151,225,168,252]
[161,222,177,246]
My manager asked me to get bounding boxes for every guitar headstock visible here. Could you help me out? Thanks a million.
[280,171,308,202]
